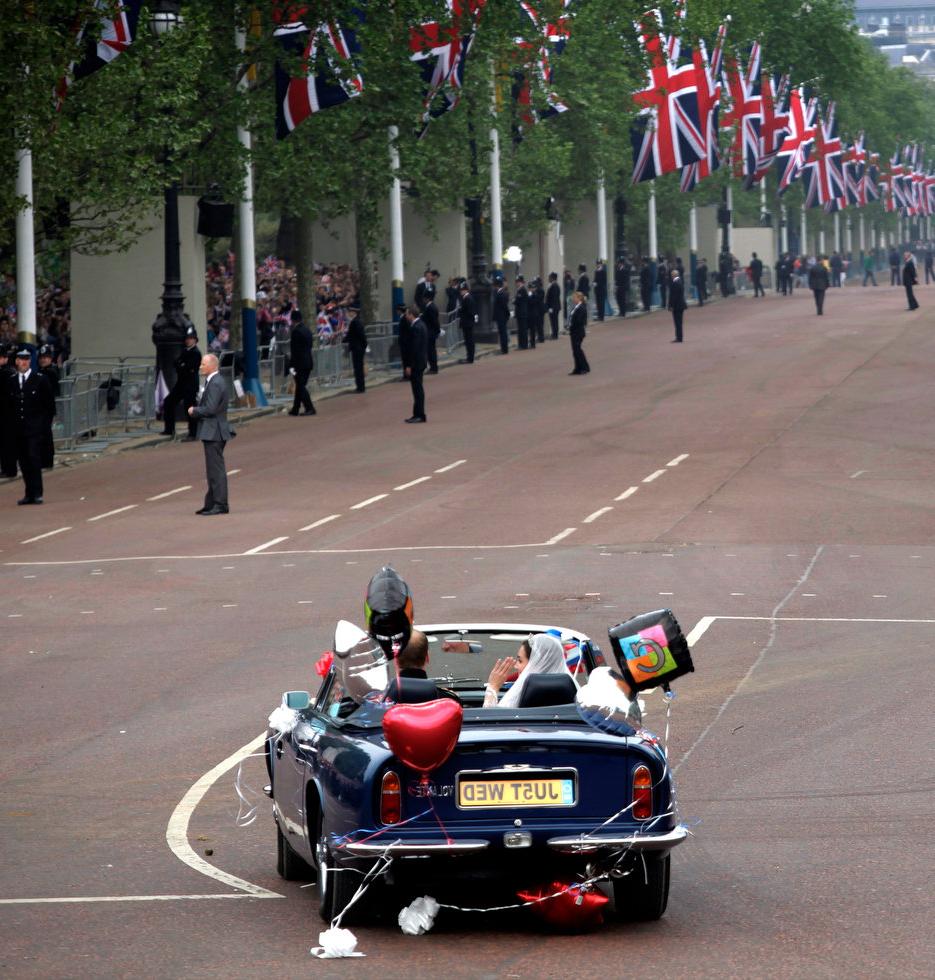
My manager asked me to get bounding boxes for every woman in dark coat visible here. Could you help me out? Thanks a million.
[568,290,590,376]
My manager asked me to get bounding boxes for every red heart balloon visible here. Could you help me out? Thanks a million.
[517,881,609,932]
[383,700,463,773]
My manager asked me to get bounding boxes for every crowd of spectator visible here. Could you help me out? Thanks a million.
[0,273,71,362]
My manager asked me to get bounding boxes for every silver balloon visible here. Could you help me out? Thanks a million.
[332,620,388,703]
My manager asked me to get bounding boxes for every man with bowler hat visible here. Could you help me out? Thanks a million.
[6,349,54,504]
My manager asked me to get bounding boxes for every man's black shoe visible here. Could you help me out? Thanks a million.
[671,339,683,343]
[427,368,439,374]
[568,370,582,376]
[200,506,229,515]
[405,416,427,423]
[180,436,196,442]
[287,410,299,416]
[196,507,210,514]
[18,497,42,505]
[302,408,317,415]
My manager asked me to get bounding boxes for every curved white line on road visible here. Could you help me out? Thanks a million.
[166,731,283,898]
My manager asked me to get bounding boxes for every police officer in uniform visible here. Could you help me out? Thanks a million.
[614,258,631,317]
[422,293,440,373]
[514,276,530,349]
[36,345,60,469]
[342,305,368,392]
[0,344,18,478]
[162,326,201,439]
[457,281,477,364]
[493,279,511,354]
[593,260,607,321]
[7,349,54,504]
[529,277,545,347]
[546,273,561,339]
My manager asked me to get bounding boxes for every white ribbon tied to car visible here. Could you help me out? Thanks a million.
[310,927,365,959]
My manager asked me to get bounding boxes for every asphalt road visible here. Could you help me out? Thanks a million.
[1,280,933,978]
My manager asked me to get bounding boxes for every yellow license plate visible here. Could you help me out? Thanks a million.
[458,777,576,808]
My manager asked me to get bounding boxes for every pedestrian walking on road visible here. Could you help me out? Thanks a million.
[669,268,687,343]
[749,252,765,297]
[695,257,709,306]
[903,252,920,310]
[639,258,652,311]
[402,306,427,423]
[614,258,631,317]
[188,354,232,515]
[288,309,316,416]
[808,259,830,315]
[493,280,511,354]
[161,326,201,439]
[457,282,477,364]
[342,305,368,392]
[888,247,901,286]
[546,273,561,339]
[6,349,54,504]
[567,291,590,376]
[862,252,878,287]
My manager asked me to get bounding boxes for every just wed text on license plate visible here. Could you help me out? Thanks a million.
[458,777,576,808]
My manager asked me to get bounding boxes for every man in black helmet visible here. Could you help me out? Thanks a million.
[162,326,201,439]
[36,345,59,469]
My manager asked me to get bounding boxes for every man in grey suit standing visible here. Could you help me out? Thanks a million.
[188,354,232,515]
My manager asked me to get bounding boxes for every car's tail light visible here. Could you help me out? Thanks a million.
[632,765,652,820]
[380,771,402,825]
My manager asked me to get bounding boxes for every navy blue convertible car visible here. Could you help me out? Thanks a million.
[266,623,688,924]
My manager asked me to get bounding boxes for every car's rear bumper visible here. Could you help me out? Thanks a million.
[343,838,489,856]
[546,824,689,854]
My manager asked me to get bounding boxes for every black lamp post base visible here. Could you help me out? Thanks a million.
[152,308,194,391]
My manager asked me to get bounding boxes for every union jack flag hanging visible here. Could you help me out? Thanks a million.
[800,103,844,208]
[863,152,881,204]
[274,15,363,139]
[747,73,789,186]
[720,44,762,180]
[774,87,816,192]
[512,0,573,129]
[631,8,707,184]
[57,0,143,105]
[680,20,727,193]
[839,135,867,208]
[410,0,486,134]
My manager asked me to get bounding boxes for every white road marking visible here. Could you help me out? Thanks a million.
[23,575,36,579]
[282,563,295,567]
[872,594,888,599]
[165,731,283,898]
[87,504,138,522]
[850,470,866,479]
[394,476,432,491]
[685,616,717,648]
[719,615,935,624]
[801,593,817,597]
[221,604,238,608]
[585,593,601,597]
[91,571,104,576]
[435,459,466,474]
[515,593,529,597]
[243,537,289,555]
[546,528,577,545]
[156,569,170,573]
[504,605,519,609]
[615,487,638,502]
[0,894,272,906]
[441,595,457,599]
[659,591,674,596]
[8,614,22,618]
[667,453,690,467]
[730,593,745,596]
[299,514,341,532]
[643,469,666,483]
[583,506,613,524]
[536,554,549,558]
[147,486,192,501]
[350,494,388,510]
[21,526,71,544]
[297,600,314,604]
[226,469,241,476]
[849,555,861,558]
[222,566,235,570]
[154,607,167,611]
[80,611,94,615]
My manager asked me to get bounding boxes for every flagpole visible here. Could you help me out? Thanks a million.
[859,213,865,258]
[801,203,807,257]
[845,215,852,258]
[833,212,840,255]
[648,182,659,307]
[15,145,37,348]
[236,23,265,406]
[781,204,788,253]
[388,126,405,313]
[489,124,503,273]
[688,203,698,301]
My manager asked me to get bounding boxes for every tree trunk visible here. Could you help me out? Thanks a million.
[355,207,377,324]
[276,212,299,266]
[294,214,316,323]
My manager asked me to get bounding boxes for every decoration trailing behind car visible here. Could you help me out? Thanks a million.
[266,616,695,934]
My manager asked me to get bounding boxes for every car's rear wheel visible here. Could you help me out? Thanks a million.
[316,821,360,923]
[276,822,314,881]
[612,853,670,921]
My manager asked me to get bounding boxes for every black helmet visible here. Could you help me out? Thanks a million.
[364,566,413,659]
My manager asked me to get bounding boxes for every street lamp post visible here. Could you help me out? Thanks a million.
[150,0,194,393]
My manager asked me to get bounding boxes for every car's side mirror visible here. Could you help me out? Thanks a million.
[283,690,311,710]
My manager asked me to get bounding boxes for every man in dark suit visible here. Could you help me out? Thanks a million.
[493,279,511,354]
[830,251,843,288]
[401,306,427,422]
[457,282,477,364]
[342,305,368,392]
[514,276,529,349]
[288,309,316,416]
[0,345,18,478]
[750,252,765,297]
[36,345,60,469]
[161,326,201,439]
[414,270,436,310]
[614,258,630,317]
[421,295,440,373]
[7,349,55,504]
[903,252,920,310]
[639,258,652,311]
[657,256,669,310]
[888,247,900,285]
[593,260,607,321]
[669,268,687,343]
[529,277,544,347]
[396,303,410,380]
[695,257,709,305]
[188,353,232,515]
[808,259,830,315]
[546,273,561,339]
[384,630,461,704]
